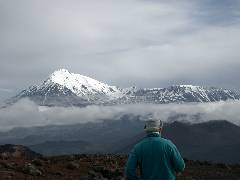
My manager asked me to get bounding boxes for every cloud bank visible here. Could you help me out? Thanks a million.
[0,98,240,131]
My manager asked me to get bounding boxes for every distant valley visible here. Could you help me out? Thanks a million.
[0,114,240,163]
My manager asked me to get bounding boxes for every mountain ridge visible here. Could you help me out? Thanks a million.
[8,69,240,107]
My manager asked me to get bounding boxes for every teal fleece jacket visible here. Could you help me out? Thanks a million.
[125,133,185,180]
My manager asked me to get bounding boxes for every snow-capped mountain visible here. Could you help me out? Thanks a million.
[11,69,123,106]
[9,69,240,106]
[119,85,240,104]
[47,69,123,99]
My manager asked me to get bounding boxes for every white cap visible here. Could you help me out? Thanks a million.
[144,114,163,132]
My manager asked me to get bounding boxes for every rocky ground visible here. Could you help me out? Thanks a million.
[0,153,240,180]
[0,144,239,179]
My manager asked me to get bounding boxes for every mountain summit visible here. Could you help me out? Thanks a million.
[10,69,123,106]
[9,69,240,106]
[44,69,122,100]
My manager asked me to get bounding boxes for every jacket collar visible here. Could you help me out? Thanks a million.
[146,132,161,137]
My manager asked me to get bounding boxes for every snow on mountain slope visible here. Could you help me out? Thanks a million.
[7,69,240,107]
[44,69,123,100]
[10,69,123,106]
[118,85,240,104]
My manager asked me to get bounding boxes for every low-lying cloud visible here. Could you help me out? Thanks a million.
[1,98,240,131]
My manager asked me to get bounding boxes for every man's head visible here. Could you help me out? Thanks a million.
[144,114,163,133]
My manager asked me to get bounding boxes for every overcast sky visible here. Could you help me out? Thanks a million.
[1,0,240,101]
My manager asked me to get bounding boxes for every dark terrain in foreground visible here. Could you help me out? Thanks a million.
[1,117,240,164]
[0,145,240,180]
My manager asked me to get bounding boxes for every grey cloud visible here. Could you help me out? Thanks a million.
[0,98,240,131]
[192,0,240,26]
[1,0,240,101]
[0,88,13,93]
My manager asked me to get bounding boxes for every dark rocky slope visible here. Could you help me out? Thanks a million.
[0,152,239,180]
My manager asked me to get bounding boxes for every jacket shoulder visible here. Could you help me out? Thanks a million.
[133,136,174,149]
[159,138,178,150]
